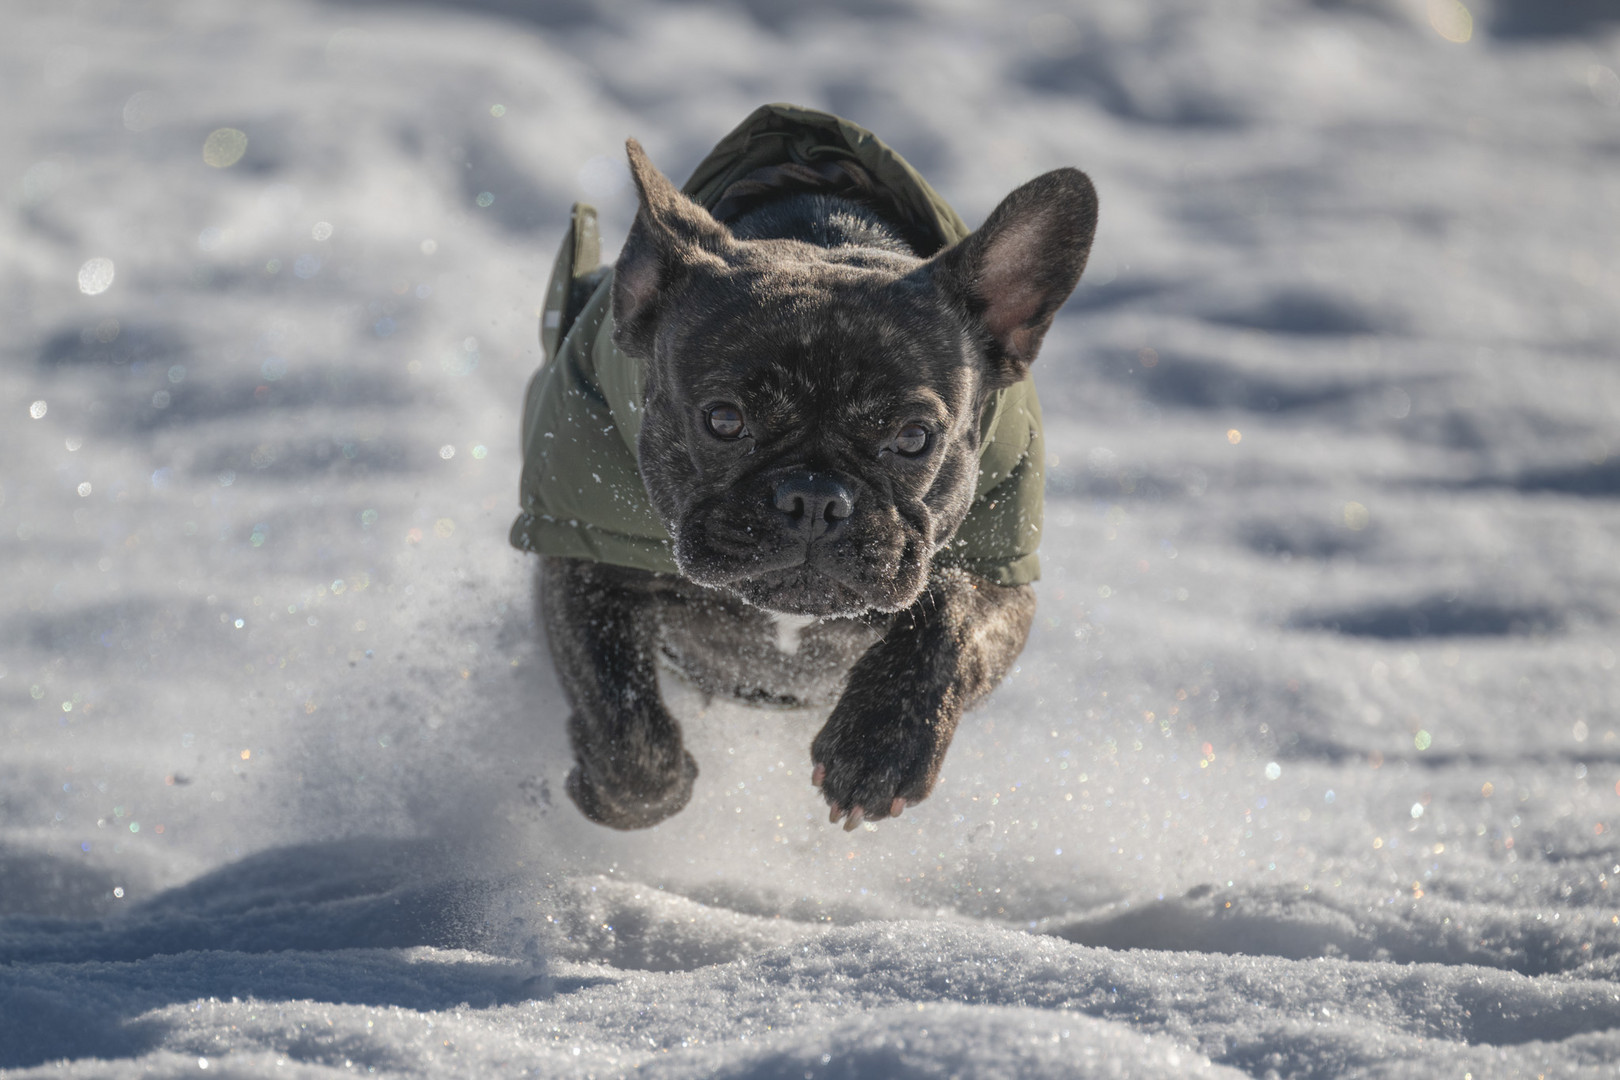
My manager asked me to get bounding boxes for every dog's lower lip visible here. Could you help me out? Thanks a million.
[752,596,863,617]
[678,547,808,585]
[719,563,872,617]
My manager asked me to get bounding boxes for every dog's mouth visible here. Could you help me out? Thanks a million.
[675,531,929,617]
[723,565,876,617]
[678,555,889,617]
[668,490,936,616]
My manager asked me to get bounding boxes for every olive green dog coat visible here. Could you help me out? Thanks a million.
[511,104,1044,587]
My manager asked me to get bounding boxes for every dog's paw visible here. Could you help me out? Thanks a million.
[565,751,698,830]
[810,710,939,831]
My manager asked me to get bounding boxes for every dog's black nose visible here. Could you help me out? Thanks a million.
[774,473,854,539]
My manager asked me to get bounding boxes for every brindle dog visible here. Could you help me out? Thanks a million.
[542,140,1096,831]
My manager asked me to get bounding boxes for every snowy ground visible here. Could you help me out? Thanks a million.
[4,0,1620,1075]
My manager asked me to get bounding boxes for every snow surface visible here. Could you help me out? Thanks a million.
[4,0,1620,1075]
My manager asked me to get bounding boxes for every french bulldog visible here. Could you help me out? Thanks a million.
[540,137,1096,831]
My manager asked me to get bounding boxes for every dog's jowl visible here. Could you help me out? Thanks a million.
[512,105,1096,830]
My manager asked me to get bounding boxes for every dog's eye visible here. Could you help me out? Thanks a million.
[894,423,930,456]
[705,403,746,439]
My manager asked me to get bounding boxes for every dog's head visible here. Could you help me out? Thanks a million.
[612,140,1096,617]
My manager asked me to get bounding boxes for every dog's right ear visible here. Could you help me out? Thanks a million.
[928,167,1097,388]
[612,139,734,358]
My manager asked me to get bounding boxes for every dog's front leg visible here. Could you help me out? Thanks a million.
[538,556,697,829]
[811,566,1035,828]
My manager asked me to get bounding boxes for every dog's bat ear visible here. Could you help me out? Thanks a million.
[612,139,733,358]
[929,167,1097,387]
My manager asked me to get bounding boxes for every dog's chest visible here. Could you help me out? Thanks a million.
[654,592,882,708]
[767,613,819,656]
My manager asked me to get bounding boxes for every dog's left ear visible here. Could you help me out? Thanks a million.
[930,167,1097,386]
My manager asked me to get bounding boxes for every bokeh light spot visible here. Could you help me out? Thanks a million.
[1427,0,1472,43]
[202,128,248,168]
[123,90,160,132]
[1590,65,1620,108]
[78,257,115,295]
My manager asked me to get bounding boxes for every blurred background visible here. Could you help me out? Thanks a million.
[3,0,1620,1072]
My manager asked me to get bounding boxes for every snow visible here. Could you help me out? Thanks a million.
[4,0,1620,1075]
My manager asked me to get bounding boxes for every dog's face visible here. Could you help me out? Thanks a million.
[612,142,1096,618]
